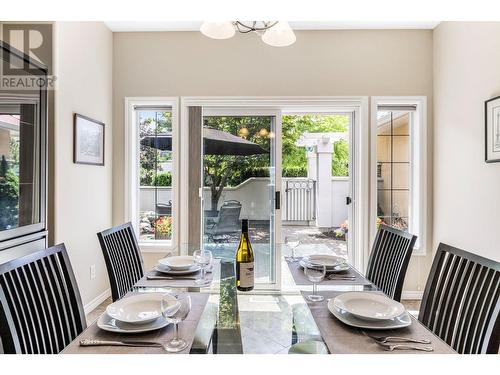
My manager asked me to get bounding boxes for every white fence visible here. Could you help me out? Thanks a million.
[283,178,316,222]
[140,176,348,227]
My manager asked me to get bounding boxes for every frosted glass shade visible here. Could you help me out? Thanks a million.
[261,21,296,47]
[200,21,235,39]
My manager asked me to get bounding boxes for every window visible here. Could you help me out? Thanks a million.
[372,98,427,254]
[376,110,412,231]
[125,98,178,250]
[138,109,173,242]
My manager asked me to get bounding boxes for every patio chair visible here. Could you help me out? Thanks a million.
[205,200,242,242]
[419,243,499,354]
[156,200,172,216]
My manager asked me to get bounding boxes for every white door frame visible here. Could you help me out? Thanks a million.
[180,97,370,285]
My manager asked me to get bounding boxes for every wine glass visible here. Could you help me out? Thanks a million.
[161,293,192,352]
[303,261,326,302]
[193,249,212,285]
[285,235,300,262]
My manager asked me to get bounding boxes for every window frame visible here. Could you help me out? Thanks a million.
[370,96,428,256]
[124,97,179,252]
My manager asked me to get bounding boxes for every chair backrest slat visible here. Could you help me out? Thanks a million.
[419,243,500,354]
[0,244,86,354]
[97,222,144,301]
[365,225,417,301]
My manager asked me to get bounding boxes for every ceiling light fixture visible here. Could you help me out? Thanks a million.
[200,21,296,47]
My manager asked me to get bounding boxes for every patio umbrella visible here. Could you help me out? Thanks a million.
[140,128,269,156]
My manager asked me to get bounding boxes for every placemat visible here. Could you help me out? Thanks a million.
[134,260,219,288]
[300,290,456,354]
[62,292,210,354]
[286,258,372,286]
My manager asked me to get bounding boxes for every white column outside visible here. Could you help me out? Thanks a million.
[315,136,333,228]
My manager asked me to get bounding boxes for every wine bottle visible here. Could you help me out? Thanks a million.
[236,219,254,291]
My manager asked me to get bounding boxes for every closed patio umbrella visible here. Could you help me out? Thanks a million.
[140,128,269,156]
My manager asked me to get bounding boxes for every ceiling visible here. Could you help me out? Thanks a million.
[105,21,440,32]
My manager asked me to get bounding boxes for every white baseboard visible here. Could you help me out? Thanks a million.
[84,288,111,315]
[401,291,423,300]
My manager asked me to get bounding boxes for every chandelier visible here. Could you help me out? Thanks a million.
[200,21,296,47]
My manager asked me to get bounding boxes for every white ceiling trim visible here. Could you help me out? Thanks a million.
[105,21,440,32]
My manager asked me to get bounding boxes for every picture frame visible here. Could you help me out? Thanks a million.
[485,95,500,163]
[73,113,105,166]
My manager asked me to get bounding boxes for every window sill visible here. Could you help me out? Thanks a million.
[139,241,174,254]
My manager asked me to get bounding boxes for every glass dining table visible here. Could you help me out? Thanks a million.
[64,245,455,354]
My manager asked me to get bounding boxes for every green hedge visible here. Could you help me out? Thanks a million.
[282,166,307,177]
[152,172,172,186]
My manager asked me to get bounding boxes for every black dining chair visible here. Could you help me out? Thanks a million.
[365,224,417,302]
[97,222,144,302]
[419,243,500,354]
[0,244,86,354]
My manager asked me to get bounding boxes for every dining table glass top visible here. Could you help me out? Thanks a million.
[70,244,453,355]
[133,246,379,354]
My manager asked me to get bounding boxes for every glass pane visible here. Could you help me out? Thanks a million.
[202,115,275,284]
[392,190,410,219]
[392,136,410,162]
[138,109,173,242]
[392,112,410,135]
[377,162,391,190]
[392,163,410,190]
[0,103,39,231]
[376,135,391,162]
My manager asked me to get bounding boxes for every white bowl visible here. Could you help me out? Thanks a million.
[332,292,405,321]
[158,255,195,270]
[106,293,179,325]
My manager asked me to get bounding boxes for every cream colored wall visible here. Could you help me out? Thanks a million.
[433,22,500,262]
[113,29,434,295]
[54,22,113,307]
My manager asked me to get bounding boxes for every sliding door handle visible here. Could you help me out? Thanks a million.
[275,191,281,210]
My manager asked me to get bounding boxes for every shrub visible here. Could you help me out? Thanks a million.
[152,172,172,186]
[282,166,307,177]
[154,216,172,239]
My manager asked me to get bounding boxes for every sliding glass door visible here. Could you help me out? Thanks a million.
[201,108,281,287]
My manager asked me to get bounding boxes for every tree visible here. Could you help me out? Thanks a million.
[281,114,349,177]
[0,155,19,230]
[203,114,350,212]
[203,116,271,211]
[139,111,172,186]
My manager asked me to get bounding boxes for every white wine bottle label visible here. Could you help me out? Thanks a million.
[239,262,254,288]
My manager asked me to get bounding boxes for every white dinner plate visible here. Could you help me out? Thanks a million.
[327,300,412,330]
[304,254,345,268]
[97,312,171,333]
[159,255,195,270]
[332,292,405,321]
[299,258,349,273]
[155,263,201,275]
[106,293,179,325]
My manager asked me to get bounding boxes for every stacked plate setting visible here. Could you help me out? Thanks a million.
[97,255,201,334]
[156,255,201,275]
[98,292,180,333]
[299,254,350,273]
[328,292,412,330]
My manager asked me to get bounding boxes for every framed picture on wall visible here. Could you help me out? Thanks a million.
[73,113,105,165]
[485,96,500,163]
